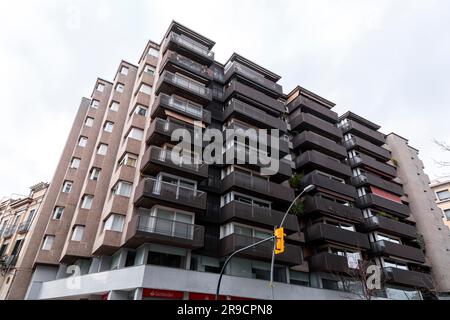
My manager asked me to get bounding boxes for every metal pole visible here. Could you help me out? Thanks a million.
[216,235,275,300]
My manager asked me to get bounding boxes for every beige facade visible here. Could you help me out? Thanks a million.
[0,182,49,299]
[430,180,450,230]
[386,133,450,294]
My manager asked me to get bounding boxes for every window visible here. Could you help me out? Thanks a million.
[97,143,108,155]
[110,101,119,112]
[53,207,64,220]
[119,153,137,167]
[62,181,73,193]
[71,225,85,241]
[120,66,129,75]
[138,84,152,95]
[376,233,401,244]
[80,195,94,210]
[42,235,55,251]
[436,190,450,201]
[104,214,125,232]
[78,136,88,147]
[115,83,125,93]
[113,181,133,197]
[384,259,408,270]
[91,100,99,109]
[126,128,144,141]
[148,48,159,57]
[96,83,104,92]
[134,105,148,117]
[85,117,94,127]
[144,64,155,75]
[89,167,101,181]
[70,157,81,169]
[103,121,114,133]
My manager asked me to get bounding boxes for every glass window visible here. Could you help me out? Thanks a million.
[53,207,64,220]
[104,214,125,232]
[120,66,129,75]
[104,121,114,133]
[78,136,88,147]
[96,83,104,92]
[119,153,137,167]
[71,225,85,241]
[42,235,55,251]
[62,181,73,193]
[89,167,101,181]
[91,100,99,108]
[81,195,93,209]
[113,181,133,197]
[85,117,94,127]
[437,190,450,201]
[144,64,156,75]
[444,209,450,220]
[97,143,108,155]
[70,157,81,169]
[376,233,401,244]
[139,84,152,95]
[115,83,125,93]
[110,101,119,112]
[148,48,159,57]
[290,271,310,286]
[127,128,144,141]
[234,225,252,237]
[134,105,148,117]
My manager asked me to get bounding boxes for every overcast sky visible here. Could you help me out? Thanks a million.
[0,0,449,197]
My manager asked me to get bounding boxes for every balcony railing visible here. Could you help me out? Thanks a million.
[295,150,352,178]
[340,120,385,146]
[356,194,410,218]
[288,95,338,123]
[152,93,211,123]
[383,267,433,289]
[343,137,391,162]
[156,71,212,103]
[18,220,32,233]
[309,252,352,274]
[134,177,207,211]
[291,131,347,160]
[135,215,204,249]
[165,32,214,60]
[362,215,417,239]
[289,113,343,142]
[162,50,213,81]
[350,173,403,196]
[220,200,299,233]
[306,223,370,249]
[347,154,397,178]
[371,240,425,263]
[301,172,358,199]
[303,195,364,223]
[146,118,202,146]
[223,98,287,132]
[219,233,303,265]
[141,146,208,180]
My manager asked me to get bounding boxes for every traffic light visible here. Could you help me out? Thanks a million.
[274,227,285,255]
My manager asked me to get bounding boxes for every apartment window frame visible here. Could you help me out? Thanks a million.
[119,153,138,168]
[71,225,85,242]
[96,83,105,92]
[70,157,81,169]
[133,104,148,117]
[84,117,94,127]
[112,181,133,198]
[103,121,114,133]
[115,83,125,93]
[62,181,73,193]
[89,167,101,181]
[143,64,156,75]
[126,127,144,141]
[436,189,450,202]
[42,235,55,251]
[97,143,108,156]
[444,209,450,220]
[80,194,94,210]
[53,206,64,220]
[147,47,159,57]
[104,214,125,232]
[138,83,152,95]
[110,101,120,112]
[120,66,129,76]
[91,99,100,109]
[78,136,88,148]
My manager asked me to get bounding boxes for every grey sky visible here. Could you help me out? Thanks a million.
[1,0,449,197]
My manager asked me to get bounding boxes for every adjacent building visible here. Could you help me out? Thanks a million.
[430,179,450,230]
[1,21,443,300]
[0,182,49,299]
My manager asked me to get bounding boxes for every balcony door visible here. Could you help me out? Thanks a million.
[151,208,194,240]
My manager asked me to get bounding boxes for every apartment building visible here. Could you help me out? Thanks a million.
[0,182,49,299]
[430,179,450,230]
[385,133,450,296]
[2,21,435,300]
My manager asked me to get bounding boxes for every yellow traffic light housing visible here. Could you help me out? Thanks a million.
[274,227,285,255]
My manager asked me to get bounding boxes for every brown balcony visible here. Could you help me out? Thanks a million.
[126,214,204,249]
[163,32,215,65]
[141,146,208,181]
[292,131,347,160]
[306,223,370,249]
[219,200,299,234]
[340,120,385,146]
[348,153,397,179]
[344,136,391,162]
[219,233,303,266]
[224,79,285,113]
[361,216,417,239]
[288,95,338,123]
[301,172,358,200]
[223,98,287,132]
[383,267,433,289]
[223,61,282,96]
[146,118,202,147]
[303,195,364,223]
[221,171,295,203]
[356,194,410,218]
[160,50,213,82]
[371,240,425,263]
[295,150,352,179]
[290,113,343,142]
[309,252,352,274]
[151,94,211,124]
[350,173,404,196]
[134,177,207,213]
[155,71,212,105]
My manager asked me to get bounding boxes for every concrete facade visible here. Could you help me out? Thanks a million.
[430,180,450,230]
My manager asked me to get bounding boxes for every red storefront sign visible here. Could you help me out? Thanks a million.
[143,288,184,299]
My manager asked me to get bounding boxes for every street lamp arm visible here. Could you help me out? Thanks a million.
[279,184,315,228]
